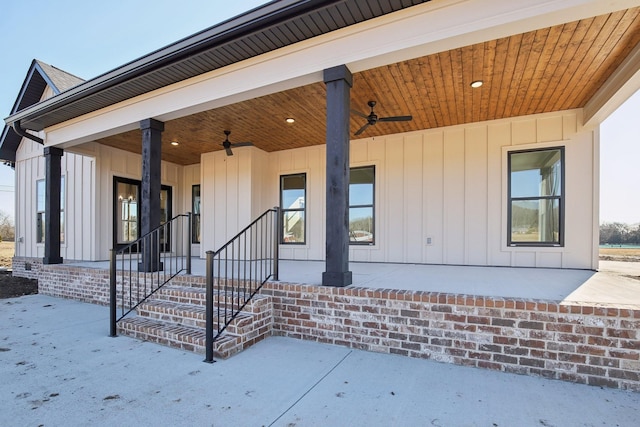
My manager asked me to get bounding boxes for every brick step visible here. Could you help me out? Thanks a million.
[117,316,243,359]
[170,275,267,291]
[157,285,271,311]
[137,300,255,335]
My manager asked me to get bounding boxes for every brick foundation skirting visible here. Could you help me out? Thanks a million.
[13,257,639,391]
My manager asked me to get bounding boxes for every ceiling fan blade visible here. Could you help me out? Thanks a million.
[354,123,370,136]
[232,142,253,147]
[225,147,234,156]
[351,109,369,119]
[379,115,413,122]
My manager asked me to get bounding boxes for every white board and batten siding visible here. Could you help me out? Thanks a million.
[14,108,597,269]
[200,149,270,252]
[14,139,96,261]
[91,143,182,260]
[266,109,597,269]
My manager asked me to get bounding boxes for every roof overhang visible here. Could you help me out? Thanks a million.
[4,0,640,165]
[4,0,429,132]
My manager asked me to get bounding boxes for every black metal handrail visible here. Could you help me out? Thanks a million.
[109,213,192,336]
[204,207,279,362]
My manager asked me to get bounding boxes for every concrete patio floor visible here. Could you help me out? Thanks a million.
[72,258,640,307]
[1,294,638,426]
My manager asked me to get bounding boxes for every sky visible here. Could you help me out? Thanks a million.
[0,0,638,225]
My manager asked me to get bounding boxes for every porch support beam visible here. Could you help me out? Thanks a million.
[322,65,352,287]
[139,118,163,272]
[43,146,63,265]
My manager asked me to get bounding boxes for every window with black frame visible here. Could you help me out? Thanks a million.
[349,166,375,244]
[192,184,201,244]
[36,177,65,243]
[280,173,306,244]
[508,147,564,246]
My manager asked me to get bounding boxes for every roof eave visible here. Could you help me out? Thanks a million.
[4,0,340,131]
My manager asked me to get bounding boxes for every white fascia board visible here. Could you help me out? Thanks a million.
[45,0,638,148]
[583,41,640,129]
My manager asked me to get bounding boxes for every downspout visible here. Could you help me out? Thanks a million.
[12,120,44,145]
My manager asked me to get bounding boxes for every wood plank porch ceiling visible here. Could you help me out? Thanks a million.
[95,8,640,166]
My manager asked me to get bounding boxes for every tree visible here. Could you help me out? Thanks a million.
[0,210,14,242]
[599,222,639,245]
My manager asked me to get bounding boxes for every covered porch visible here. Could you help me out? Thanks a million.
[57,258,640,308]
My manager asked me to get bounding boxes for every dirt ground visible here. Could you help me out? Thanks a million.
[599,247,640,262]
[0,242,38,299]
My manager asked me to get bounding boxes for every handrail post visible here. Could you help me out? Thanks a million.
[273,207,280,281]
[204,250,215,363]
[109,249,117,337]
[187,212,192,275]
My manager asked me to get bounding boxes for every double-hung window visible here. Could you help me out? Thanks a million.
[508,147,564,246]
[280,173,306,244]
[36,177,65,243]
[349,166,375,244]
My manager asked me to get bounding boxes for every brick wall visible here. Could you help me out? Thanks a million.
[261,283,640,391]
[12,257,43,280]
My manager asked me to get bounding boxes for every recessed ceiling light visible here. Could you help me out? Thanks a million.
[470,80,483,88]
[170,141,179,146]
[285,118,295,124]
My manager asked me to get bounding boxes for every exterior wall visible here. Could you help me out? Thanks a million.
[13,141,185,262]
[14,139,96,261]
[200,148,268,251]
[267,110,597,269]
[13,109,597,268]
[91,143,182,260]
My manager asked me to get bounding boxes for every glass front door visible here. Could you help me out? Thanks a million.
[113,177,172,251]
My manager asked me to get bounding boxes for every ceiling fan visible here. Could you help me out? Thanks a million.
[221,130,253,156]
[351,100,413,136]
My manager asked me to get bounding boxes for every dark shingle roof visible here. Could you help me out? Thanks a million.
[0,60,85,162]
[35,61,84,93]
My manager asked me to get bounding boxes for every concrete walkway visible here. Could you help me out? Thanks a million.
[1,295,638,426]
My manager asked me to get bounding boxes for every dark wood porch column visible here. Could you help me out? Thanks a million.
[139,118,163,272]
[322,65,353,287]
[43,146,63,265]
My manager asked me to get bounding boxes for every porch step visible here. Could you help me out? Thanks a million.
[137,300,256,335]
[117,317,241,359]
[157,284,273,313]
[117,280,274,359]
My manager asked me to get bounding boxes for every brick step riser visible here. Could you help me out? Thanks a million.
[155,289,271,313]
[117,320,244,359]
[168,277,267,291]
[136,305,255,335]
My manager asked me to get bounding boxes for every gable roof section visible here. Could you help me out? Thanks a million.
[0,60,84,162]
[4,0,429,133]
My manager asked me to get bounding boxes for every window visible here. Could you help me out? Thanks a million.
[113,177,172,250]
[349,166,375,244]
[36,180,45,243]
[36,177,65,243]
[508,147,564,246]
[192,184,201,244]
[280,173,306,244]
